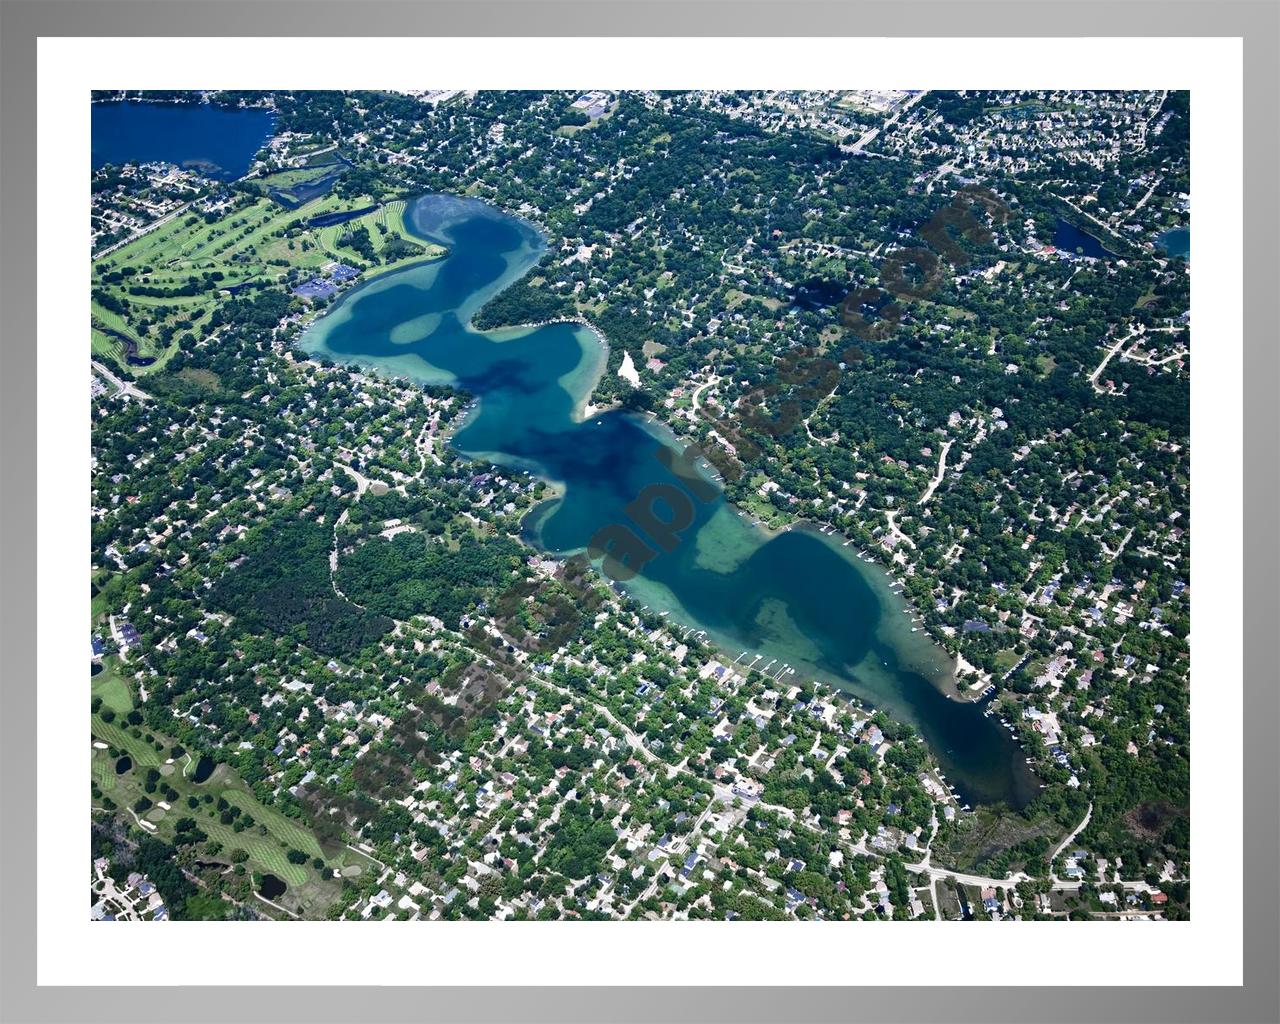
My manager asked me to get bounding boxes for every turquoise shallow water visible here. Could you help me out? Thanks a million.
[300,194,1039,808]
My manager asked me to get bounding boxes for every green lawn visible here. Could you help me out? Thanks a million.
[222,788,323,860]
[201,819,309,887]
[314,198,446,279]
[91,747,119,792]
[991,648,1025,675]
[91,327,126,366]
[91,713,165,767]
[93,706,370,917]
[90,704,346,911]
[91,657,135,714]
[91,193,355,365]
[252,166,336,191]
[91,191,444,375]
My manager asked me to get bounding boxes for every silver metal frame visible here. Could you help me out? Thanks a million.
[1,2,1275,1021]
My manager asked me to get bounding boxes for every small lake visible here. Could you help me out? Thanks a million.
[307,204,380,229]
[790,277,849,311]
[96,324,156,366]
[115,756,132,775]
[299,194,1040,809]
[92,100,275,181]
[1157,226,1190,259]
[257,874,287,900]
[191,754,215,783]
[1053,218,1114,259]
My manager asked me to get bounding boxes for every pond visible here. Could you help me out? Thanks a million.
[1156,225,1190,259]
[789,277,849,310]
[257,874,288,900]
[269,157,352,209]
[115,756,133,775]
[191,754,216,783]
[306,204,381,229]
[1052,218,1115,259]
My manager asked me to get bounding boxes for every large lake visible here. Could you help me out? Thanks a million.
[92,100,275,181]
[300,194,1039,808]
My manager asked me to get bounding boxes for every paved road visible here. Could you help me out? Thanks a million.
[917,439,954,506]
[1049,802,1093,866]
[92,359,151,402]
[1088,326,1140,392]
[689,373,725,421]
[847,90,928,154]
[336,461,389,497]
[906,801,1152,896]
[542,684,1146,906]
[93,200,193,261]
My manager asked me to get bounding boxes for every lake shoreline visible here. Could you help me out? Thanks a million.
[297,192,1039,808]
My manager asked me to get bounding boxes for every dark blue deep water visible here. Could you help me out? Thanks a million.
[1053,218,1114,260]
[1157,226,1190,259]
[92,101,275,181]
[300,194,1040,808]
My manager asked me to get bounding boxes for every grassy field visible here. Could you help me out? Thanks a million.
[249,149,347,203]
[256,166,333,189]
[172,367,222,391]
[933,805,1061,876]
[90,192,352,373]
[92,190,444,375]
[93,720,166,770]
[91,657,135,715]
[990,648,1025,675]
[91,747,120,794]
[90,706,355,916]
[91,326,129,366]
[314,199,446,281]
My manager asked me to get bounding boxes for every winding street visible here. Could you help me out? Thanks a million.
[541,687,1139,904]
[689,373,721,419]
[900,801,1154,897]
[1088,326,1141,392]
[1048,802,1093,881]
[917,439,953,507]
[92,359,151,402]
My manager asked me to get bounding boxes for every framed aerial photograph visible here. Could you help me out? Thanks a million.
[4,4,1277,1023]
[82,82,1196,925]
